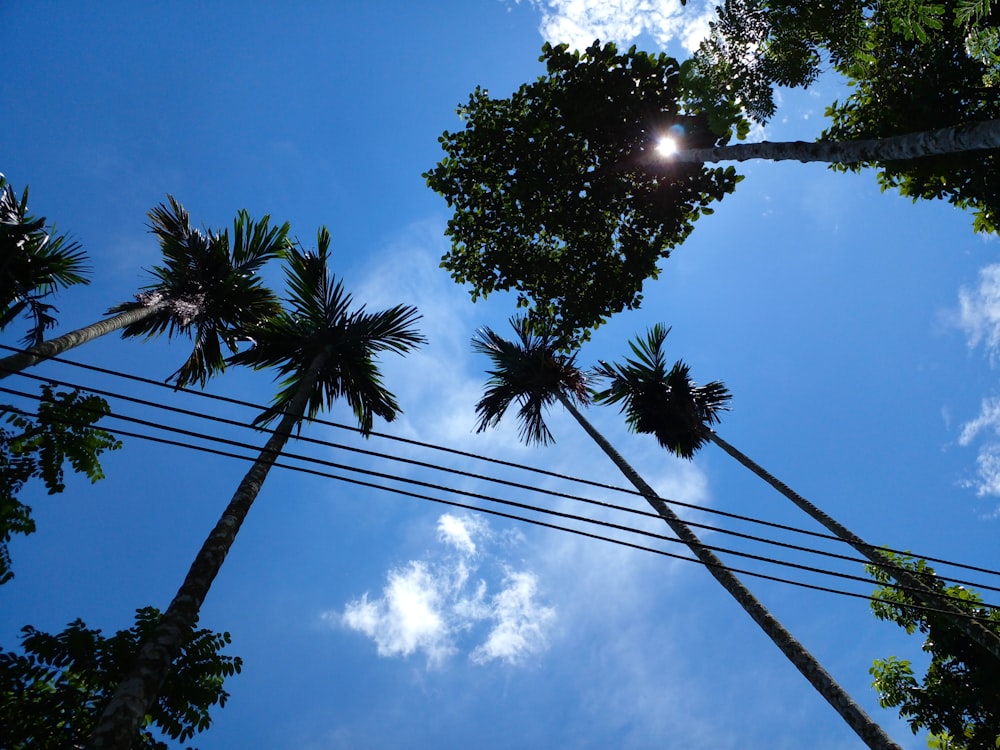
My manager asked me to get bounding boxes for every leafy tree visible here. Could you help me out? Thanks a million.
[692,0,1000,232]
[472,317,901,750]
[592,323,1000,663]
[0,196,287,387]
[0,607,241,749]
[427,40,998,345]
[824,3,1000,233]
[0,175,90,346]
[0,384,120,584]
[88,229,425,750]
[425,41,743,344]
[868,554,1000,750]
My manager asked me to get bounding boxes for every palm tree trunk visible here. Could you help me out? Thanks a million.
[704,430,1000,662]
[86,349,331,750]
[556,393,901,750]
[0,302,167,380]
[666,119,1000,165]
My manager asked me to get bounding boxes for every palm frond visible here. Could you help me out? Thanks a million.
[593,324,731,458]
[472,316,587,446]
[109,196,285,388]
[0,177,91,345]
[229,229,425,432]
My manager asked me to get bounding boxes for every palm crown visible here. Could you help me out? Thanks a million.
[593,323,731,458]
[0,177,90,346]
[228,227,425,432]
[110,195,288,388]
[472,316,588,445]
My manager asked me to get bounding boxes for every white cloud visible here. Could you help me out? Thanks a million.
[517,0,716,52]
[952,263,1000,363]
[340,561,455,666]
[333,514,555,667]
[958,397,1000,446]
[471,569,556,664]
[950,263,1000,501]
[968,444,1000,498]
[438,513,485,556]
[957,399,1000,500]
[330,217,718,677]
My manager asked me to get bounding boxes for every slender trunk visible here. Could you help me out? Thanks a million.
[705,430,1000,662]
[0,302,167,380]
[665,119,1000,165]
[556,394,901,750]
[86,350,330,750]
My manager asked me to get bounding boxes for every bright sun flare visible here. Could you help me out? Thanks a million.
[656,136,678,157]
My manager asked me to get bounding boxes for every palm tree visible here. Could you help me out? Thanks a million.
[472,317,901,750]
[86,229,425,750]
[0,195,286,388]
[0,176,90,346]
[651,118,1000,166]
[593,323,1000,664]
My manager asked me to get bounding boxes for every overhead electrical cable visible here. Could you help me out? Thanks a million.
[5,375,1000,596]
[6,346,996,578]
[4,350,1000,584]
[4,395,993,623]
[2,377,974,589]
[5,387,1000,617]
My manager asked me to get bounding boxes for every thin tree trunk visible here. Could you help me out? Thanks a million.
[86,350,330,750]
[0,302,167,380]
[665,119,1000,165]
[705,430,1000,662]
[556,394,901,750]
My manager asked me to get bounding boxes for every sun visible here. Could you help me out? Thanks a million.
[655,136,679,157]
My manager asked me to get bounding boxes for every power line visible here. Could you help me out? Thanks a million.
[5,384,1000,619]
[2,375,967,590]
[0,344,1000,590]
[4,350,1000,586]
[10,395,991,622]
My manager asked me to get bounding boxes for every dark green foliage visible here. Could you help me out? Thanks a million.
[693,0,869,122]
[425,42,742,343]
[0,384,120,584]
[823,3,1000,234]
[0,607,242,750]
[693,0,1000,233]
[228,228,426,432]
[868,554,1000,749]
[593,323,731,459]
[109,196,289,388]
[471,316,588,445]
[0,176,90,346]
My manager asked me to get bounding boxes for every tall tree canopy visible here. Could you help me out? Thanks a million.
[594,324,1000,661]
[0,197,287,387]
[471,317,901,750]
[0,385,120,584]
[0,176,90,346]
[426,42,742,343]
[693,0,1000,232]
[0,607,240,750]
[88,230,424,750]
[868,554,1000,750]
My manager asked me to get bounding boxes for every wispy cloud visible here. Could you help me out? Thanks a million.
[438,512,486,556]
[332,514,555,667]
[957,398,1000,501]
[952,263,1000,363]
[958,397,1000,446]
[516,0,716,52]
[470,569,556,664]
[948,266,1000,506]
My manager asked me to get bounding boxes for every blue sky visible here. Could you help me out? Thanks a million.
[3,2,1000,748]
